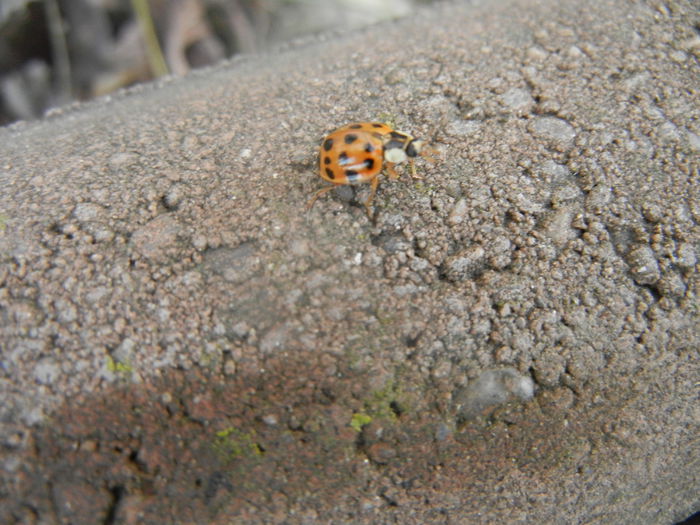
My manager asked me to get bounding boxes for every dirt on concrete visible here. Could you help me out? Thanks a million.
[0,0,698,523]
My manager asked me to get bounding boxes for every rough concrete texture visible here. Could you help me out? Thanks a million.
[1,0,699,523]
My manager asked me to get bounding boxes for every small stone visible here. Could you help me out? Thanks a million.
[567,45,585,59]
[289,239,310,257]
[499,88,534,114]
[446,120,482,137]
[443,246,486,281]
[262,414,279,426]
[679,36,700,50]
[34,358,60,385]
[529,117,577,150]
[113,337,136,363]
[526,46,548,61]
[542,207,576,246]
[73,202,106,222]
[85,286,110,303]
[626,245,660,285]
[454,368,535,420]
[192,234,208,251]
[585,184,612,210]
[131,214,182,261]
[687,131,700,151]
[642,203,664,223]
[91,226,115,243]
[538,160,570,179]
[657,121,680,141]
[164,184,187,209]
[447,198,469,225]
[621,71,651,91]
[551,182,582,206]
[107,152,139,171]
[21,406,44,426]
[55,298,78,323]
[202,243,259,283]
[675,242,696,269]
[259,324,289,354]
[488,236,512,270]
[669,49,687,62]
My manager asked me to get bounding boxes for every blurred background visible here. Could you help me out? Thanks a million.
[0,0,433,125]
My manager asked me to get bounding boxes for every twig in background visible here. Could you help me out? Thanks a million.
[43,0,72,105]
[130,0,169,77]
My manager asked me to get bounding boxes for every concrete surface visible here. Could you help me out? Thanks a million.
[1,0,698,523]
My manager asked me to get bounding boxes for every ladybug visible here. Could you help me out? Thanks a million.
[307,122,431,215]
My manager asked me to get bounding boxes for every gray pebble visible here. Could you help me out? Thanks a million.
[585,184,612,210]
[499,87,534,114]
[54,298,78,323]
[73,202,106,222]
[107,152,139,171]
[443,246,486,281]
[454,368,535,420]
[163,184,186,209]
[113,337,136,364]
[33,358,60,385]
[675,242,696,269]
[529,117,577,150]
[447,198,469,225]
[626,245,660,285]
[538,160,570,179]
[542,207,577,246]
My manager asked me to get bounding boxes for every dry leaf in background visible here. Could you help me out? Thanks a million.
[0,0,417,125]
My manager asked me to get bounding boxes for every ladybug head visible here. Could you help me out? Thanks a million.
[406,139,424,158]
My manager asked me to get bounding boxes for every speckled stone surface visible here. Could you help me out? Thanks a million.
[1,0,698,522]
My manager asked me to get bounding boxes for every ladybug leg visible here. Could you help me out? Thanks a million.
[409,159,424,180]
[363,176,381,217]
[420,146,438,163]
[385,162,400,180]
[409,147,438,179]
[306,185,338,211]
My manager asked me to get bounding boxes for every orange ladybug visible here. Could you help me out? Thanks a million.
[307,122,431,215]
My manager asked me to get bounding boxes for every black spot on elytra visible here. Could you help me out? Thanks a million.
[372,123,384,128]
[339,152,349,165]
[364,142,375,153]
[346,169,358,176]
[325,168,336,180]
[344,134,358,144]
[364,158,375,169]
[323,138,334,151]
[349,124,363,129]
[324,156,331,165]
